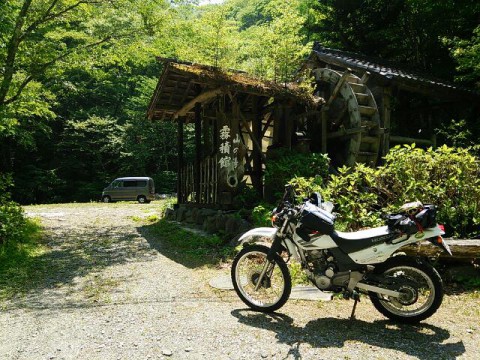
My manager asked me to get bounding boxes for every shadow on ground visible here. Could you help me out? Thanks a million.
[0,222,153,310]
[231,309,465,359]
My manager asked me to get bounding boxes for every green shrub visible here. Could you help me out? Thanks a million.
[285,145,479,237]
[251,204,273,227]
[264,149,329,201]
[0,175,27,246]
[288,176,325,201]
[233,184,262,210]
[378,144,480,237]
[323,164,385,231]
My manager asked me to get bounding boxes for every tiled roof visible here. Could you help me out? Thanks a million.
[311,43,477,99]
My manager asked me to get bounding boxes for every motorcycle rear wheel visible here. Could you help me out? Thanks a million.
[368,256,443,324]
[231,244,291,312]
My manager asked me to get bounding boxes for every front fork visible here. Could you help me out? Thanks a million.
[255,229,288,291]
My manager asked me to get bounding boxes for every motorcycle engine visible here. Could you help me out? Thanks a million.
[307,250,337,290]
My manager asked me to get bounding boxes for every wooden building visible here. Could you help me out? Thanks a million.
[305,43,479,166]
[147,60,320,206]
[147,46,478,207]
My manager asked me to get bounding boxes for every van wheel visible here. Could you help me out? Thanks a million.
[137,196,147,204]
[102,196,111,203]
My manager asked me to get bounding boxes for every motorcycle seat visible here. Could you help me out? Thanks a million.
[331,226,397,253]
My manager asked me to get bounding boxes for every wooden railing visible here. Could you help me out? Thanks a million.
[179,155,218,204]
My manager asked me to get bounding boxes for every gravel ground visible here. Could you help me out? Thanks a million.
[0,202,479,360]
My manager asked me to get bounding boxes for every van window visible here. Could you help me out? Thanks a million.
[123,180,147,187]
[112,180,122,188]
[124,180,137,187]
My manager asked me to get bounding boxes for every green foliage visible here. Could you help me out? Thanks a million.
[264,149,329,201]
[288,176,324,201]
[1,0,479,208]
[449,270,480,290]
[232,184,262,210]
[0,175,27,246]
[436,119,475,148]
[324,164,384,231]
[146,219,236,264]
[154,171,177,194]
[447,25,480,87]
[158,197,177,217]
[289,260,309,286]
[57,116,125,201]
[379,145,480,237]
[0,216,45,301]
[288,145,480,237]
[251,204,273,227]
[314,0,480,80]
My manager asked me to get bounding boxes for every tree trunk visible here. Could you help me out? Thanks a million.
[0,0,33,106]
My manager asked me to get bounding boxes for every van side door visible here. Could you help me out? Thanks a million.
[122,180,138,200]
[109,180,124,201]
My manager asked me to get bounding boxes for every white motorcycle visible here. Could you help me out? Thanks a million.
[231,185,452,323]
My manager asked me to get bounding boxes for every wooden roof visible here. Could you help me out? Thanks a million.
[147,59,320,121]
[309,43,479,101]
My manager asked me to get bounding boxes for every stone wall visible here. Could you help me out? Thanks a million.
[165,205,251,242]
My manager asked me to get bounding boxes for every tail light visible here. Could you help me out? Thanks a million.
[438,224,445,232]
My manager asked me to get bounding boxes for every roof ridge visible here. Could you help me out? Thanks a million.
[312,42,478,97]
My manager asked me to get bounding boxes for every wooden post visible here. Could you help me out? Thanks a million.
[273,104,283,145]
[382,87,392,157]
[284,104,293,150]
[252,97,263,197]
[194,102,202,203]
[177,116,184,204]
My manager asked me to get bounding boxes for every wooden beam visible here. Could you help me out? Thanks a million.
[261,112,273,138]
[327,127,365,139]
[173,87,225,119]
[382,87,392,157]
[239,112,267,163]
[390,136,433,146]
[177,117,184,204]
[402,239,480,261]
[325,69,350,109]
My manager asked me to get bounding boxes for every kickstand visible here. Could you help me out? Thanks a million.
[349,294,360,322]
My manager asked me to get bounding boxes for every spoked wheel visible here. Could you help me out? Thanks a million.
[369,256,444,323]
[231,245,291,312]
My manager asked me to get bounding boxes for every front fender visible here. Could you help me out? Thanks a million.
[237,227,277,245]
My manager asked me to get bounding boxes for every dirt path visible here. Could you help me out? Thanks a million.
[0,203,478,359]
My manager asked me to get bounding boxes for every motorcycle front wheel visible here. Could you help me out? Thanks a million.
[368,256,444,324]
[231,244,291,312]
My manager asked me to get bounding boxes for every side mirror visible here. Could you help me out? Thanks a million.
[309,192,322,206]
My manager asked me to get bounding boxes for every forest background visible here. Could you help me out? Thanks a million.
[1,0,479,205]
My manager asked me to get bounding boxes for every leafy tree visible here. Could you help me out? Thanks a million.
[313,0,480,80]
[0,0,116,135]
[56,116,125,201]
[447,25,480,88]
